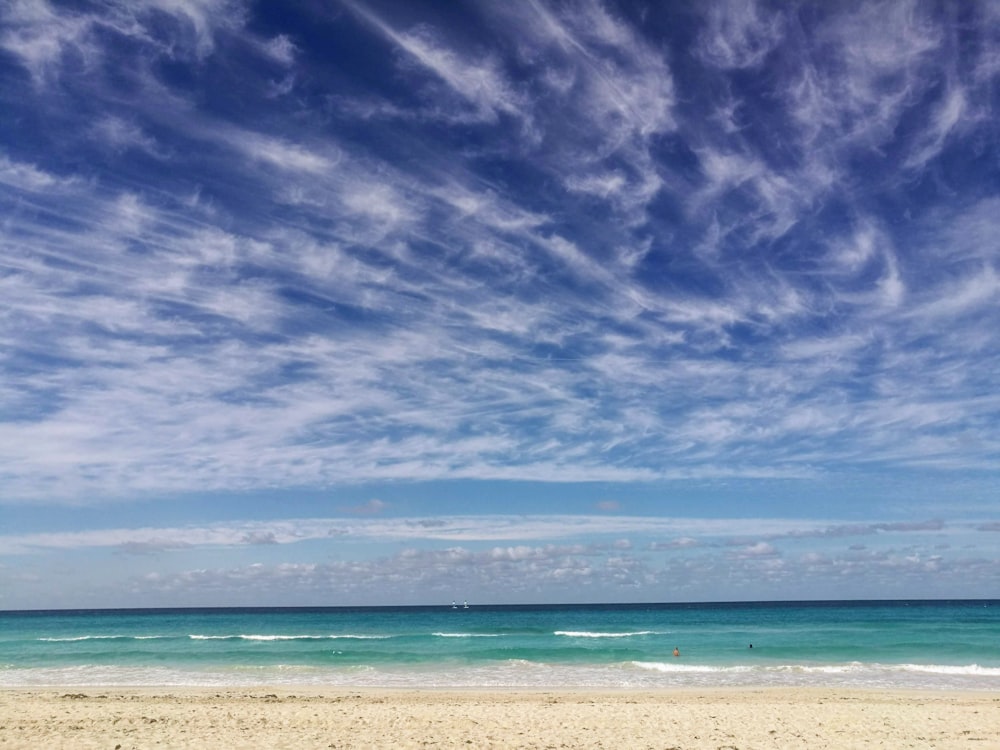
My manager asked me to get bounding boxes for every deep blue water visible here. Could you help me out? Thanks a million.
[2,601,998,689]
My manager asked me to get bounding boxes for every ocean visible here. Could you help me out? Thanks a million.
[2,601,998,690]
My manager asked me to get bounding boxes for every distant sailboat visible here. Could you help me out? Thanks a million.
[451,601,458,609]
[463,600,469,609]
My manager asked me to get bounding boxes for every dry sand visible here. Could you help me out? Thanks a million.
[1,687,997,749]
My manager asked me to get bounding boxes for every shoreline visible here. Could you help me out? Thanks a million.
[2,687,997,749]
[4,685,998,702]
[4,664,998,692]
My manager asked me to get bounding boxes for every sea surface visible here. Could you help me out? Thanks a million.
[2,601,998,690]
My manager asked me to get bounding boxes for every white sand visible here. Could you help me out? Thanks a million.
[1,687,997,749]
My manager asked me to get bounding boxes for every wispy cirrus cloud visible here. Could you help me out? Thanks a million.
[0,0,998,511]
[0,0,248,86]
[0,514,974,557]
[0,0,93,83]
[695,0,785,70]
[363,19,526,125]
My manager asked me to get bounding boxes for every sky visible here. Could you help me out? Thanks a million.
[1,0,998,609]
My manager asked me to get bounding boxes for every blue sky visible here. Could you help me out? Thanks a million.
[1,0,998,609]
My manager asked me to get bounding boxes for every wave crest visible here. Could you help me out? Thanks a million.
[555,630,656,638]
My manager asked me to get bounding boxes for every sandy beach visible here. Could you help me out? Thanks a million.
[1,687,997,749]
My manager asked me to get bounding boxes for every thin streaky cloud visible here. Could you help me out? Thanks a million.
[695,0,785,70]
[0,0,998,605]
[0,514,967,556]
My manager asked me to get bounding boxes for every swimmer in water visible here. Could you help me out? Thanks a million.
[672,647,680,657]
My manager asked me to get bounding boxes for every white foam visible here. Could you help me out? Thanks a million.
[187,634,389,641]
[555,630,656,638]
[3,660,1000,691]
[631,661,750,674]
[238,635,323,641]
[37,636,124,642]
[36,635,172,642]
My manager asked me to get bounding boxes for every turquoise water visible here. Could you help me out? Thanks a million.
[2,601,998,690]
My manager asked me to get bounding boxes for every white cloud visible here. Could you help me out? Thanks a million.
[908,266,999,323]
[695,0,785,69]
[85,523,995,605]
[129,0,247,59]
[0,0,247,87]
[784,0,943,155]
[2,0,999,508]
[345,2,526,126]
[904,84,967,169]
[0,154,78,191]
[522,0,676,137]
[229,130,338,174]
[0,0,94,83]
[89,116,162,156]
[260,33,296,65]
[119,543,662,604]
[823,219,906,309]
[0,513,970,556]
